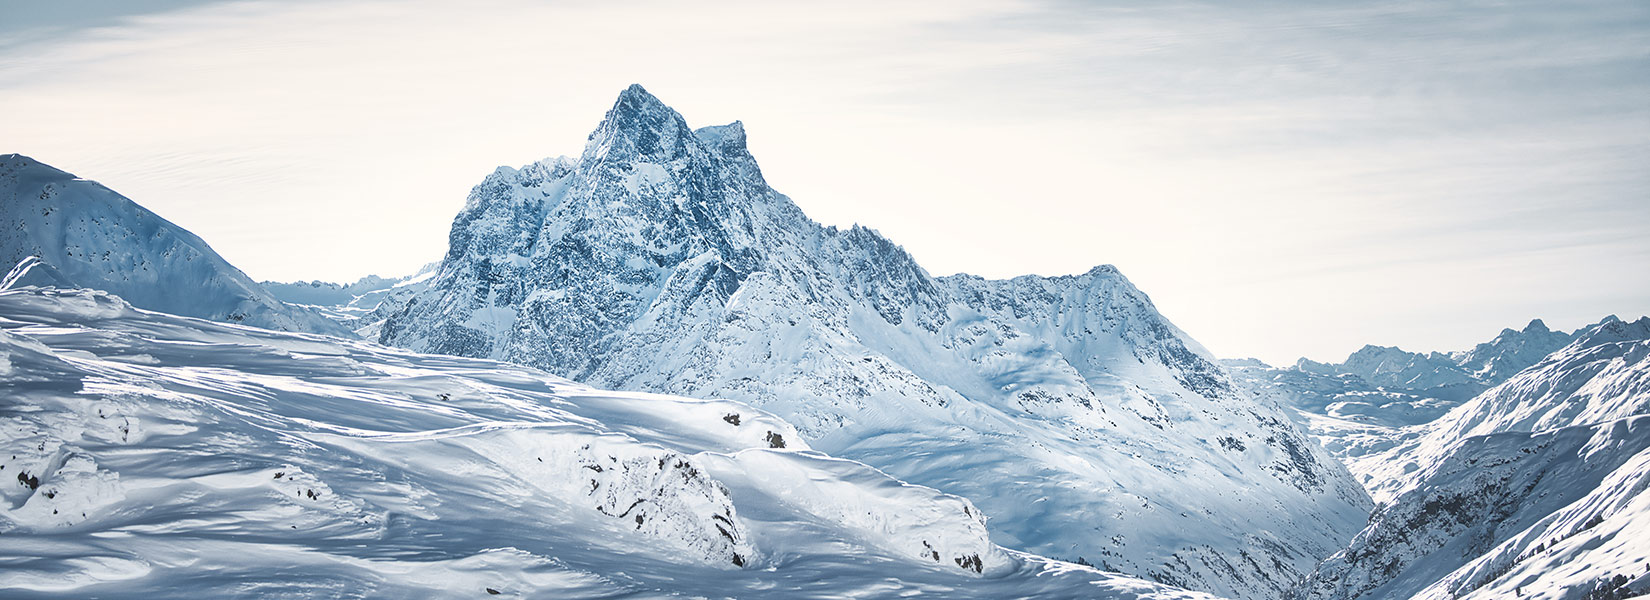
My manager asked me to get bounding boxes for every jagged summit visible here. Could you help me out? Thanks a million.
[694,120,747,151]
[1574,314,1650,346]
[585,84,697,163]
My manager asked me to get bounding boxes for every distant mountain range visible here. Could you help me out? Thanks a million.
[1229,318,1586,431]
[1224,318,1604,477]
[1294,316,1650,600]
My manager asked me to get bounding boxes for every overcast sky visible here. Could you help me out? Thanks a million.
[2,0,1646,365]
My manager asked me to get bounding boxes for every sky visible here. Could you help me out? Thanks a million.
[1,0,1646,365]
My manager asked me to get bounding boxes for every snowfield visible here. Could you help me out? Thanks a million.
[0,286,1210,599]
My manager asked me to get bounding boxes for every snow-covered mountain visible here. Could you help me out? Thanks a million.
[263,273,406,307]
[0,154,348,336]
[1226,319,1589,472]
[0,285,1219,599]
[1295,417,1650,600]
[264,261,439,332]
[1353,316,1650,503]
[374,84,1372,600]
[1290,319,1575,390]
[1292,316,1650,600]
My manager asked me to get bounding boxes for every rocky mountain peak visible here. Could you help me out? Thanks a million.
[1574,314,1650,347]
[585,84,698,164]
[376,85,1372,600]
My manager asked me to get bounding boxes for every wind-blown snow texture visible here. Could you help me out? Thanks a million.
[0,154,349,337]
[0,286,1212,599]
[1293,317,1650,600]
[376,84,1372,600]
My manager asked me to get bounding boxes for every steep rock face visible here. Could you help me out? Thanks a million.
[379,85,1371,599]
[0,154,348,336]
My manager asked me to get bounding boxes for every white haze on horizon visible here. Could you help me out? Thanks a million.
[0,0,1646,366]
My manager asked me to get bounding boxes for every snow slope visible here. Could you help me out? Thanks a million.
[0,286,1211,599]
[0,154,349,336]
[376,84,1371,600]
[1291,317,1650,600]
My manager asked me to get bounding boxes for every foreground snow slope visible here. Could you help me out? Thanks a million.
[0,154,348,336]
[0,287,1209,599]
[375,85,1370,600]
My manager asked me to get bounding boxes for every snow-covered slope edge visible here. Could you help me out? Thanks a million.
[1355,316,1650,502]
[376,84,1371,600]
[1291,317,1650,600]
[1292,417,1650,600]
[0,287,1208,599]
[0,154,349,337]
